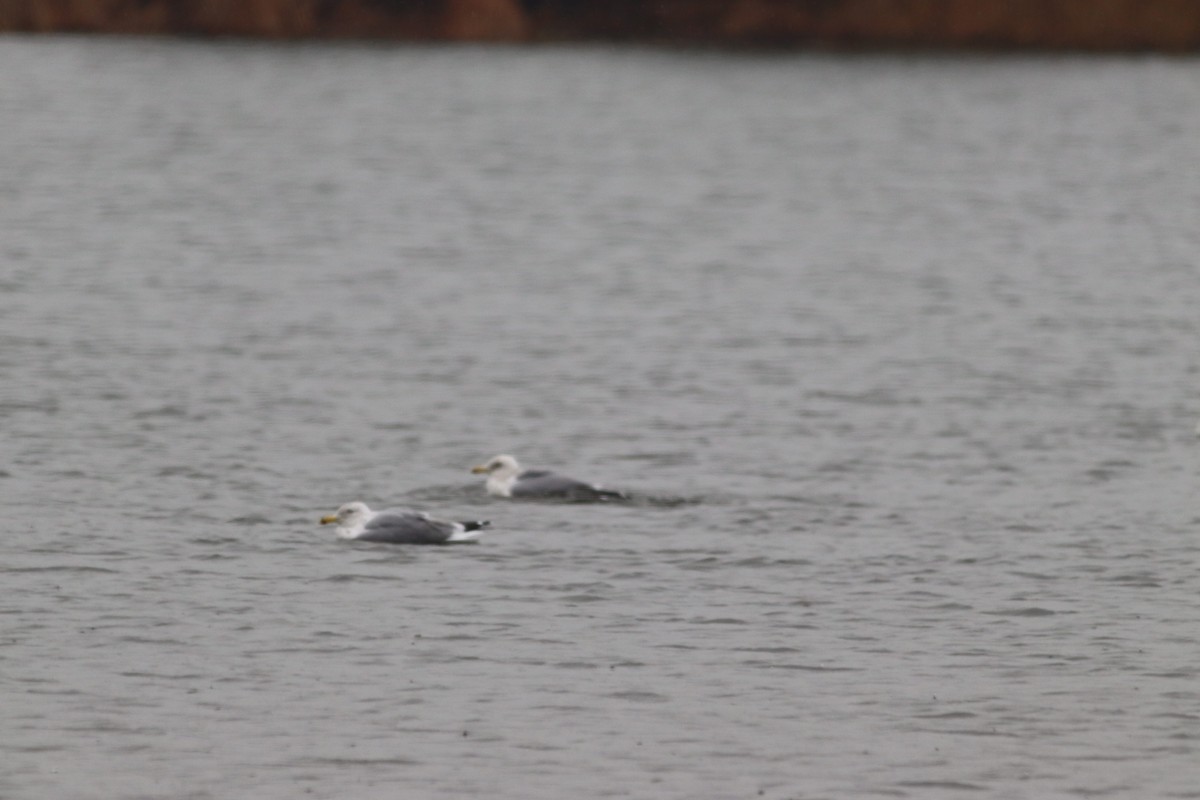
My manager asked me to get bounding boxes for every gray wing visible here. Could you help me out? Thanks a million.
[357,509,457,544]
[512,470,616,500]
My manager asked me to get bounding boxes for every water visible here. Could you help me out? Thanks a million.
[2,38,1200,799]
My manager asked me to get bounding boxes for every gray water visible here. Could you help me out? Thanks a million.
[2,38,1200,799]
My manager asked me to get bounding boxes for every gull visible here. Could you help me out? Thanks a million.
[471,454,624,501]
[319,501,489,544]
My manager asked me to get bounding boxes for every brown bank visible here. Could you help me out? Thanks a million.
[2,0,1199,50]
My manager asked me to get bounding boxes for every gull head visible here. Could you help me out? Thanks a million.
[320,501,371,526]
[471,454,521,479]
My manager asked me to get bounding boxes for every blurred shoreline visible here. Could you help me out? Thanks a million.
[3,0,1200,51]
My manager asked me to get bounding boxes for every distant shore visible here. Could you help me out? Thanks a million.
[3,0,1200,50]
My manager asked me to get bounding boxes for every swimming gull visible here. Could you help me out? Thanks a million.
[470,454,624,501]
[319,501,490,544]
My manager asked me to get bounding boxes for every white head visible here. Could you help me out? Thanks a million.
[320,501,372,526]
[471,454,521,480]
